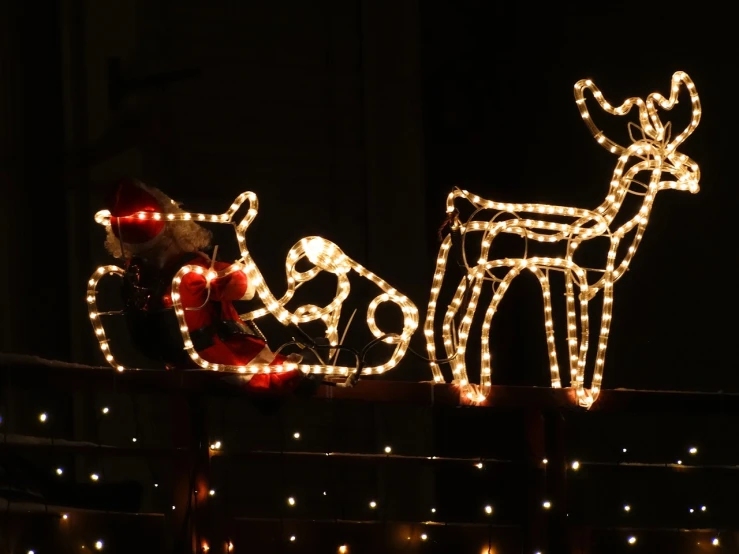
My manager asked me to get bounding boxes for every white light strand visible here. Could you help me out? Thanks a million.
[424,71,701,407]
[89,192,418,383]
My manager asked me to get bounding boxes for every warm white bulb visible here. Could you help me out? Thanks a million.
[542,501,551,509]
[132,437,137,443]
[623,504,631,512]
[338,546,348,553]
[90,473,99,481]
[288,497,296,506]
[712,538,719,546]
[56,467,63,475]
[290,536,296,542]
[475,462,483,469]
[484,505,492,514]
[39,413,47,422]
[209,489,215,496]
[571,461,580,470]
[542,458,548,465]
[102,407,109,414]
[369,500,377,508]
[304,238,325,264]
[689,447,698,454]
[293,432,300,439]
[384,446,392,454]
[627,536,636,545]
[421,534,427,540]
[95,540,103,550]
[431,508,436,513]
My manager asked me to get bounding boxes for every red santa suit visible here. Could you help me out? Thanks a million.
[161,254,304,393]
[107,178,306,395]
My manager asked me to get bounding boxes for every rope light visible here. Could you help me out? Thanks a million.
[89,192,419,384]
[424,71,702,407]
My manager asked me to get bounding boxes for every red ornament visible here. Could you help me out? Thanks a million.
[108,179,166,244]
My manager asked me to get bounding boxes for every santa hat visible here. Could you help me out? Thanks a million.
[107,178,166,244]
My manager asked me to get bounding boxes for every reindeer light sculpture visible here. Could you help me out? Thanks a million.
[88,191,419,386]
[424,71,701,408]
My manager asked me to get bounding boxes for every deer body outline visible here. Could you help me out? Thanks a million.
[424,71,701,407]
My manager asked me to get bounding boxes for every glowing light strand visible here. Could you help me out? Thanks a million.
[424,71,701,407]
[89,192,419,383]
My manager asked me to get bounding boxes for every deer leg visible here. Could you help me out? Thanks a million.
[529,267,561,388]
[564,271,579,389]
[463,264,522,402]
[425,235,453,384]
[571,269,593,406]
[586,280,614,406]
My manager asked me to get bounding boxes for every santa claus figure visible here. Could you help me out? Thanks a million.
[102,178,321,397]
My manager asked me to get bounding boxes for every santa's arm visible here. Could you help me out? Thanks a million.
[180,261,255,303]
[208,261,253,301]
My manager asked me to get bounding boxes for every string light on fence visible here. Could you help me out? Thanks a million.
[56,467,63,476]
[623,504,631,512]
[542,501,551,510]
[39,413,47,423]
[423,71,701,408]
[95,540,104,550]
[628,536,637,545]
[90,473,100,482]
[484,505,493,514]
[689,447,698,455]
[293,432,300,440]
[369,501,377,509]
[384,446,392,454]
[571,461,580,471]
[90,192,419,385]
[287,497,296,506]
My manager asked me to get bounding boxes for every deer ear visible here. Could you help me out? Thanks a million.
[645,71,701,152]
[574,78,650,155]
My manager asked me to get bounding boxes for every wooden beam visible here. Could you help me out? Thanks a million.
[1,355,738,413]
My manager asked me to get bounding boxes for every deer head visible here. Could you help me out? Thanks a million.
[574,71,701,194]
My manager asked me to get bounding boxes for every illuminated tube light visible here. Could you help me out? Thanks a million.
[89,192,418,385]
[424,71,701,408]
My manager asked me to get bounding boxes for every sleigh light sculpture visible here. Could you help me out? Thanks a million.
[88,192,419,385]
[424,71,701,408]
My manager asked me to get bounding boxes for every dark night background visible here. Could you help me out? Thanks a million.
[1,2,738,553]
[2,4,735,393]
